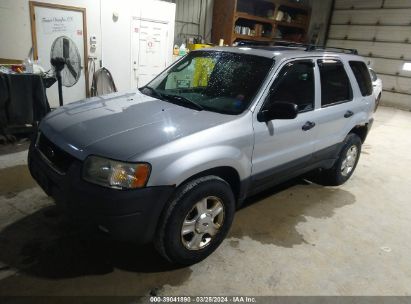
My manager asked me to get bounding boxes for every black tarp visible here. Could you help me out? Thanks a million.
[0,73,50,137]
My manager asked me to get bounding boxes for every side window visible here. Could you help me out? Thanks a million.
[318,59,353,107]
[369,69,377,82]
[349,61,373,96]
[267,60,315,113]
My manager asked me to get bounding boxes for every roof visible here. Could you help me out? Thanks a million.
[196,46,364,61]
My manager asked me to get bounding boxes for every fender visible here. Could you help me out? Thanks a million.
[145,145,251,187]
[130,113,255,188]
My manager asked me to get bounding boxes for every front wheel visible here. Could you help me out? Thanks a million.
[154,176,235,265]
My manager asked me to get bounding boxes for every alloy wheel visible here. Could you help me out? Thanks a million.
[181,196,225,250]
[341,145,358,177]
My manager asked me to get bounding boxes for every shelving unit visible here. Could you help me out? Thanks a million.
[212,0,311,45]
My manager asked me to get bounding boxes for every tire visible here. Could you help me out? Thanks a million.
[316,133,362,186]
[154,176,235,265]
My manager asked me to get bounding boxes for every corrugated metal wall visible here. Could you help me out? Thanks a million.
[327,0,411,110]
[161,0,214,45]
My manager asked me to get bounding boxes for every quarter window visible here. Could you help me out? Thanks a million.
[349,61,373,96]
[318,59,353,107]
[369,69,378,82]
[267,60,315,113]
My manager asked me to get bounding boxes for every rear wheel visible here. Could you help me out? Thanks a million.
[154,176,235,265]
[315,133,362,186]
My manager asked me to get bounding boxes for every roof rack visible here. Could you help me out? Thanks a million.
[270,40,312,49]
[306,45,358,55]
[238,40,310,49]
[236,40,358,55]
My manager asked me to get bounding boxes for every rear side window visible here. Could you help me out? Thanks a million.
[349,61,373,96]
[318,59,353,107]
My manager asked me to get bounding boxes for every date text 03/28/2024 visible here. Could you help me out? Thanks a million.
[149,296,257,303]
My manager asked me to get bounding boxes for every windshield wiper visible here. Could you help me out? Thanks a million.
[139,86,164,99]
[139,86,204,111]
[161,93,204,111]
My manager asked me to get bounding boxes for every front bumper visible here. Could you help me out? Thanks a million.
[28,143,175,243]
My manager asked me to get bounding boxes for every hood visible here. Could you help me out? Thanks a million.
[40,90,236,161]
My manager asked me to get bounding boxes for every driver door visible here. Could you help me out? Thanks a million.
[251,59,318,193]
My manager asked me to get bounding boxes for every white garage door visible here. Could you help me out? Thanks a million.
[326,0,411,110]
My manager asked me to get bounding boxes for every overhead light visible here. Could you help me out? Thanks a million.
[163,126,176,133]
[403,62,411,71]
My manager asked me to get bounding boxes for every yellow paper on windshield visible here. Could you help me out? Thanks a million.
[192,58,215,87]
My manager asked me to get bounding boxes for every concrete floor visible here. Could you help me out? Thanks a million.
[0,106,410,297]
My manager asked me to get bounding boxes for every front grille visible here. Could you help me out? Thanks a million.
[36,133,76,174]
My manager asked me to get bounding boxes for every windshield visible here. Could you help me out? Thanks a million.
[140,51,274,115]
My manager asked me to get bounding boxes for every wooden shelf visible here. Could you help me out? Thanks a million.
[212,0,311,45]
[233,34,273,42]
[276,21,306,29]
[278,1,310,11]
[235,12,276,25]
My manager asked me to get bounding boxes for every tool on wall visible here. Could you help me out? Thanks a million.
[91,68,117,97]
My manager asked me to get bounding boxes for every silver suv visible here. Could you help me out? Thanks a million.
[28,46,375,264]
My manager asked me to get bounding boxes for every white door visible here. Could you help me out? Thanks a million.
[131,18,169,88]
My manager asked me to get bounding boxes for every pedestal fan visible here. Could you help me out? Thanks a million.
[50,36,81,106]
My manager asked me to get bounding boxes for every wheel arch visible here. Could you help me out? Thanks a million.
[177,166,243,204]
[145,143,252,200]
[348,124,369,143]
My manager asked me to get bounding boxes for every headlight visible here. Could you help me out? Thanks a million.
[82,156,151,189]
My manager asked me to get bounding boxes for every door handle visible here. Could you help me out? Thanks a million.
[344,110,354,118]
[302,121,316,131]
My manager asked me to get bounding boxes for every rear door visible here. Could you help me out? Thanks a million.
[313,58,360,154]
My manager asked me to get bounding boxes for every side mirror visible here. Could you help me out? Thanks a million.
[257,102,298,122]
